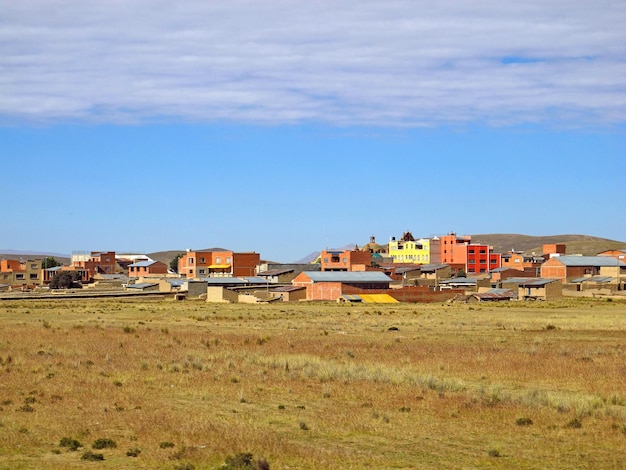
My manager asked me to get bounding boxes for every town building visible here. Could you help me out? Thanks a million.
[388,231,431,264]
[128,260,169,278]
[178,249,260,278]
[291,271,393,301]
[319,248,371,271]
[430,233,500,274]
[0,258,42,288]
[541,255,625,284]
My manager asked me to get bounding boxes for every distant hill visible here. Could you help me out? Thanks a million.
[470,234,625,256]
[0,251,70,264]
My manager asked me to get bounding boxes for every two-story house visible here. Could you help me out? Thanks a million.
[178,249,260,278]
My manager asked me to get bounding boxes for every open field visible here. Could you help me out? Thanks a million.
[0,298,625,469]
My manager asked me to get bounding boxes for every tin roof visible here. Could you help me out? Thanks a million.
[257,268,294,276]
[570,275,615,284]
[128,260,158,268]
[551,256,626,267]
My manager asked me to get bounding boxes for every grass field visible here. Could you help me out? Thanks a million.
[0,298,625,469]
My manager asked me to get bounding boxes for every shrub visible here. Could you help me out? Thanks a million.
[299,421,309,430]
[81,451,104,461]
[159,441,175,449]
[488,448,501,458]
[516,417,533,426]
[92,437,117,449]
[59,437,82,451]
[566,418,582,429]
[126,447,141,457]
[221,452,269,470]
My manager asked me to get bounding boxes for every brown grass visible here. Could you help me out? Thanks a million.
[0,298,625,469]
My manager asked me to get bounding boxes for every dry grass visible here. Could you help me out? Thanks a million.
[0,298,625,469]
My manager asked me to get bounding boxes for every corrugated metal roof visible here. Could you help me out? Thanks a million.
[125,282,158,289]
[128,260,157,268]
[395,267,421,274]
[439,277,478,285]
[304,272,392,283]
[272,286,305,292]
[419,264,448,272]
[202,277,246,285]
[257,269,294,276]
[570,276,614,284]
[551,256,626,267]
[242,276,271,284]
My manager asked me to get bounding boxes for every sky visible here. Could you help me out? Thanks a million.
[1,0,625,262]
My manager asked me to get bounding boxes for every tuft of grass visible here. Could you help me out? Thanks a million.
[516,417,533,426]
[159,441,175,449]
[59,437,82,451]
[566,418,583,429]
[92,437,117,449]
[126,447,141,457]
[81,451,104,461]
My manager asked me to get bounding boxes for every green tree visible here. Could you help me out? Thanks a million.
[42,257,61,269]
[169,253,184,273]
[50,271,82,289]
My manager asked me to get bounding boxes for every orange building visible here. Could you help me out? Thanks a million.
[431,233,500,274]
[501,251,543,275]
[320,249,371,272]
[0,258,42,288]
[178,250,260,278]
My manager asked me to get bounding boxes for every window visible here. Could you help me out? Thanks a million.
[479,250,486,254]
[216,257,221,264]
[342,258,347,263]
[189,258,194,264]
[226,257,231,264]
[31,264,38,269]
[16,274,25,280]
[514,258,520,263]
[30,273,38,280]
[200,258,205,263]
[480,259,487,264]
[469,249,475,254]
[468,259,475,264]
[198,269,206,275]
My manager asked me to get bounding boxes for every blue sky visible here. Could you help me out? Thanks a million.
[1,1,625,262]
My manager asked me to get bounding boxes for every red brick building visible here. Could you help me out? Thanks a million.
[178,249,260,278]
[320,249,371,271]
[431,233,500,274]
[128,260,169,277]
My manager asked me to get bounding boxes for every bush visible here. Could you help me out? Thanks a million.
[126,447,141,457]
[50,271,83,289]
[59,437,82,451]
[221,452,269,469]
[516,417,533,426]
[81,451,104,461]
[92,437,117,449]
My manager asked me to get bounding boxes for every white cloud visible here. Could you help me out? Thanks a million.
[1,0,625,126]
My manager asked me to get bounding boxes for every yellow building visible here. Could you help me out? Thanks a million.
[388,232,430,264]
